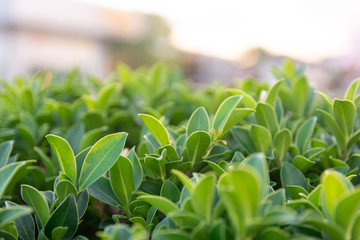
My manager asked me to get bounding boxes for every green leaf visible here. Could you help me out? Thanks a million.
[75,147,91,185]
[274,129,292,162]
[43,194,78,240]
[250,125,272,153]
[127,148,143,189]
[281,162,308,196]
[0,206,31,228]
[225,88,256,108]
[316,91,333,108]
[294,77,309,116]
[241,153,270,191]
[5,202,34,240]
[79,132,128,191]
[218,168,262,238]
[144,149,167,181]
[345,78,360,101]
[212,95,243,135]
[321,170,352,220]
[55,180,77,203]
[335,190,360,236]
[21,185,49,227]
[184,131,211,166]
[109,156,135,210]
[76,190,88,219]
[266,80,284,107]
[287,185,308,200]
[351,212,360,240]
[222,108,254,134]
[0,140,14,168]
[87,176,121,207]
[52,227,68,240]
[204,161,225,176]
[317,109,345,150]
[172,169,194,193]
[46,134,77,183]
[333,99,356,138]
[0,162,25,199]
[255,102,279,136]
[79,126,109,151]
[187,107,210,137]
[138,195,178,215]
[161,180,180,203]
[192,174,216,222]
[291,155,315,173]
[296,117,317,153]
[139,114,170,146]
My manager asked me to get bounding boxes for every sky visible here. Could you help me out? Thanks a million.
[78,0,360,63]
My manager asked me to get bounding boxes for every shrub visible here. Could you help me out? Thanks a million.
[1,60,360,239]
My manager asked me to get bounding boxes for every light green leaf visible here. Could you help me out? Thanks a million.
[21,185,50,227]
[138,195,178,215]
[321,170,353,220]
[52,227,68,240]
[292,155,315,173]
[184,131,211,166]
[204,161,225,176]
[345,78,360,101]
[187,107,210,137]
[171,169,194,193]
[250,125,272,153]
[139,114,170,146]
[127,148,143,189]
[109,156,135,210]
[212,95,243,135]
[255,102,279,136]
[78,132,128,191]
[296,117,317,153]
[333,99,356,138]
[335,190,360,236]
[274,129,292,162]
[144,149,167,181]
[222,108,254,134]
[266,80,284,106]
[192,174,216,222]
[46,134,77,183]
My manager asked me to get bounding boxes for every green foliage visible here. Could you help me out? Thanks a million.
[2,60,360,239]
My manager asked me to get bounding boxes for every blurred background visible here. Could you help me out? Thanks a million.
[1,0,360,93]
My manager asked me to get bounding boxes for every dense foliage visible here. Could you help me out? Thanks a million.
[1,60,360,240]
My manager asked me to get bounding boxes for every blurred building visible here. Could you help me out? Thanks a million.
[0,0,162,80]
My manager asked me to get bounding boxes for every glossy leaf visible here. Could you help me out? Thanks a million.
[255,102,279,136]
[46,134,77,183]
[138,195,178,215]
[79,132,128,191]
[0,140,14,168]
[296,117,317,153]
[333,99,355,138]
[192,174,216,222]
[184,131,211,166]
[21,185,49,227]
[186,106,210,137]
[87,176,121,207]
[274,129,292,162]
[250,125,272,153]
[161,180,180,203]
[139,114,170,146]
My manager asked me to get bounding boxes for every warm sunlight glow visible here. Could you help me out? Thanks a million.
[77,0,360,62]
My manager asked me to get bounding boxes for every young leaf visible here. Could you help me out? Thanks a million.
[222,108,255,134]
[345,78,360,101]
[46,134,77,183]
[144,149,167,181]
[212,95,242,135]
[317,109,345,150]
[333,99,356,138]
[274,129,292,162]
[138,195,178,215]
[139,114,170,146]
[321,170,353,220]
[191,174,216,222]
[184,131,211,166]
[266,80,284,106]
[43,194,78,240]
[250,125,272,154]
[335,190,360,234]
[21,185,50,227]
[78,132,128,191]
[255,102,279,136]
[187,107,210,137]
[109,156,135,210]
